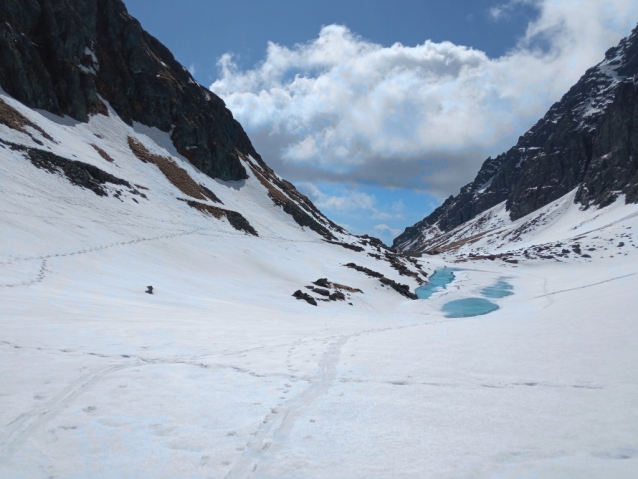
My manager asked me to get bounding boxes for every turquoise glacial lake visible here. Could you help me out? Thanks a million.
[441,298,500,318]
[417,270,514,318]
[482,278,514,298]
[415,268,457,299]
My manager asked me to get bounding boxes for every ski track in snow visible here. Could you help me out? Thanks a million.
[0,228,205,267]
[0,228,331,289]
[0,362,139,463]
[532,271,638,298]
[225,322,427,478]
[0,346,322,465]
[225,335,350,478]
[0,259,48,288]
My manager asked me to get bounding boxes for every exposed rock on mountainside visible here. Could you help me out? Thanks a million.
[344,263,418,300]
[0,98,54,142]
[246,158,341,241]
[394,25,638,252]
[0,138,137,197]
[0,0,252,181]
[0,0,353,243]
[178,198,259,236]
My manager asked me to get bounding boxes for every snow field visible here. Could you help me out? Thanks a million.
[1,92,638,478]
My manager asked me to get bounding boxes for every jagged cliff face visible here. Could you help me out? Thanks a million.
[0,0,256,181]
[0,0,432,315]
[0,0,352,242]
[394,25,638,252]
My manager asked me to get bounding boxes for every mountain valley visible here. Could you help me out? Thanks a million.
[1,1,638,478]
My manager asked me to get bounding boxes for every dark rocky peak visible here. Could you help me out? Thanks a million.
[0,0,353,244]
[0,0,261,181]
[525,24,637,138]
[394,24,638,252]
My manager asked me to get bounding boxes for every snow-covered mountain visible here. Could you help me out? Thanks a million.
[0,0,427,305]
[394,24,638,254]
[2,2,638,478]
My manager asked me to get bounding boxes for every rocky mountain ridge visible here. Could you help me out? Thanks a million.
[394,24,638,253]
[0,0,353,243]
[1,0,252,181]
[0,0,428,304]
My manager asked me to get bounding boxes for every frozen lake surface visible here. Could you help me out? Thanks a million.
[482,277,515,298]
[442,297,500,318]
[419,271,514,318]
[415,267,456,299]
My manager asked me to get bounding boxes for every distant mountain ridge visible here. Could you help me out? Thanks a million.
[394,25,638,252]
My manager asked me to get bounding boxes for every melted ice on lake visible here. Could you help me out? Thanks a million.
[415,268,456,299]
[482,277,514,299]
[417,270,513,318]
[441,298,500,318]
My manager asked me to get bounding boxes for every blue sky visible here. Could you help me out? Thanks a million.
[123,0,637,243]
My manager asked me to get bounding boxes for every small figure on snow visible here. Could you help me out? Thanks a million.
[145,285,153,295]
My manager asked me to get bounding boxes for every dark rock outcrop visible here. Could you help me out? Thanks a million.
[359,235,386,250]
[247,160,339,241]
[179,199,258,236]
[312,278,330,288]
[385,253,427,284]
[311,278,363,295]
[329,291,345,301]
[326,241,364,252]
[0,0,259,181]
[1,139,137,197]
[292,290,317,306]
[344,263,417,300]
[394,25,638,251]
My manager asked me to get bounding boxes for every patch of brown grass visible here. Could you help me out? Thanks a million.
[90,143,114,163]
[0,98,54,141]
[434,229,493,253]
[128,137,221,203]
[97,100,109,116]
[183,199,225,219]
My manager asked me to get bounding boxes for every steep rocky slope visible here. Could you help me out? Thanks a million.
[0,0,426,303]
[0,0,252,181]
[394,25,638,253]
[0,0,354,240]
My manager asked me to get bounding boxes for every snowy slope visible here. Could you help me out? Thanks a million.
[419,188,638,268]
[0,90,426,305]
[1,88,638,478]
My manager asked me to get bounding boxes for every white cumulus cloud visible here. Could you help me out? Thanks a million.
[298,182,375,212]
[374,224,402,237]
[297,182,405,220]
[211,0,638,196]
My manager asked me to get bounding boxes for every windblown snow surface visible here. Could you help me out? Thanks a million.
[1,91,638,478]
